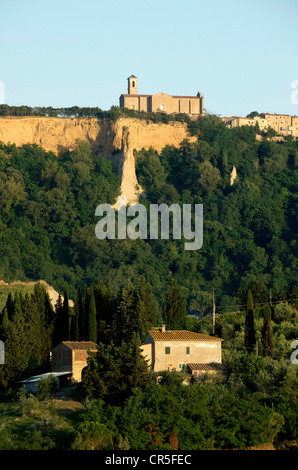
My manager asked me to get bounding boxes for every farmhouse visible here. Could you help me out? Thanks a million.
[51,341,97,383]
[141,325,224,377]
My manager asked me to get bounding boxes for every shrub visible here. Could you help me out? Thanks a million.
[18,387,41,416]
[230,354,266,389]
[71,420,113,450]
[36,376,58,400]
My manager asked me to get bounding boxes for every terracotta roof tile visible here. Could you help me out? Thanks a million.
[148,330,222,341]
[187,363,226,371]
[120,94,151,97]
[61,341,97,350]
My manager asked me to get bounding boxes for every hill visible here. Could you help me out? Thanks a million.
[0,280,73,311]
[0,113,296,308]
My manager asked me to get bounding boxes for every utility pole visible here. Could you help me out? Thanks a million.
[212,288,215,335]
[269,289,272,306]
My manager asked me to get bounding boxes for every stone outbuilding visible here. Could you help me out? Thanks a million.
[51,341,97,383]
[141,325,224,377]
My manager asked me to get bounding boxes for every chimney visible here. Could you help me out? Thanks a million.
[161,324,166,333]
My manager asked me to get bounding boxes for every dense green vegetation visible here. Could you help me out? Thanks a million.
[0,104,191,125]
[0,140,120,298]
[0,313,297,451]
[0,278,297,449]
[0,114,297,308]
[0,112,297,450]
[0,369,296,450]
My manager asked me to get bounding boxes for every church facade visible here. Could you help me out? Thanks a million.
[119,75,204,117]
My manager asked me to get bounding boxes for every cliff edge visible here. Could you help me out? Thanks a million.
[0,116,197,205]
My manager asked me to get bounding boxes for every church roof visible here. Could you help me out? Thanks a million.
[120,93,201,99]
[120,94,151,98]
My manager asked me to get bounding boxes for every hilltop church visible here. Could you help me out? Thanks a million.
[120,75,204,117]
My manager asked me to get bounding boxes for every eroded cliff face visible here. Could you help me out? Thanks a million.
[0,116,196,205]
[0,116,196,154]
[0,116,113,155]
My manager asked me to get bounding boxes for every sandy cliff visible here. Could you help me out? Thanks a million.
[0,116,196,205]
[0,116,195,155]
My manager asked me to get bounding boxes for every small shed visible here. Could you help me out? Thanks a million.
[187,362,227,379]
[18,371,72,393]
[51,341,97,382]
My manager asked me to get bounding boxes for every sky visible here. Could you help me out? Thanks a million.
[0,0,298,117]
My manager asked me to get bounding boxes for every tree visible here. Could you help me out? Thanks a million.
[53,294,63,346]
[53,290,69,345]
[93,278,117,329]
[162,280,186,329]
[231,354,266,389]
[87,289,97,343]
[0,301,28,387]
[246,111,259,118]
[114,283,143,343]
[74,287,84,341]
[0,288,53,387]
[82,338,150,405]
[62,289,70,341]
[137,276,158,337]
[244,290,256,353]
[83,285,90,341]
[198,161,221,193]
[261,305,274,357]
[264,126,277,139]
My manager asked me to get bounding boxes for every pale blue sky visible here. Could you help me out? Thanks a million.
[0,0,297,116]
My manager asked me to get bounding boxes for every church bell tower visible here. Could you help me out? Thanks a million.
[128,75,138,95]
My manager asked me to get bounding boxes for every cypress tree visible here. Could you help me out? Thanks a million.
[62,288,70,341]
[245,290,256,353]
[0,304,28,386]
[83,285,90,341]
[93,279,117,328]
[74,287,84,341]
[53,293,63,346]
[115,283,143,343]
[69,313,76,341]
[162,280,186,329]
[138,276,158,335]
[0,307,9,340]
[261,305,274,357]
[4,293,15,320]
[88,288,97,343]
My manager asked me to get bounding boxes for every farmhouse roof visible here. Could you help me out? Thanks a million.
[148,330,222,342]
[60,341,97,350]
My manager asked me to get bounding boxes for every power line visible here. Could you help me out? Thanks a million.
[191,298,298,315]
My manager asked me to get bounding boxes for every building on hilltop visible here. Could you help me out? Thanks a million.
[223,113,298,138]
[120,75,204,117]
[140,324,225,379]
